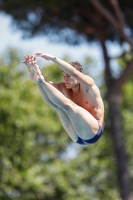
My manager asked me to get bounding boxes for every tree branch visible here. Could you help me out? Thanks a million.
[90,0,133,49]
[41,11,100,35]
[109,0,133,49]
[89,0,118,29]
[115,58,133,90]
[98,36,114,89]
[109,0,124,29]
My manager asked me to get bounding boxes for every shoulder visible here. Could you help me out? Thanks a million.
[84,75,95,85]
[51,82,65,93]
[81,78,101,95]
[73,71,95,86]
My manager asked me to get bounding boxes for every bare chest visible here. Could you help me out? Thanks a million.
[64,88,92,111]
[62,84,104,125]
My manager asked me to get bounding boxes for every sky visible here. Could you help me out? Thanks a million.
[0,12,125,78]
[0,13,102,60]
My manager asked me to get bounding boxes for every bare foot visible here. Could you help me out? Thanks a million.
[27,61,44,83]
[22,54,44,83]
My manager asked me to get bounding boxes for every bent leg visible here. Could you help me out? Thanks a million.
[37,84,58,109]
[38,84,78,142]
[38,82,99,140]
[57,109,78,142]
[34,62,99,140]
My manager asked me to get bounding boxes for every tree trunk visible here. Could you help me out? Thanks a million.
[99,38,132,200]
[107,91,131,200]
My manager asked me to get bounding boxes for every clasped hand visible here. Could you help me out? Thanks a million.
[22,52,54,65]
[22,53,54,83]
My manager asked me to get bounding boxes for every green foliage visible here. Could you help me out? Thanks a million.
[43,63,63,82]
[1,48,132,200]
[117,51,133,69]
[121,74,133,185]
[0,48,69,200]
[0,0,133,197]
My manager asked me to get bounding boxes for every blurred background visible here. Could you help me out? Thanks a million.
[0,1,133,200]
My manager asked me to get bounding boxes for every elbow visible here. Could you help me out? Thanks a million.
[87,78,95,86]
[91,79,95,86]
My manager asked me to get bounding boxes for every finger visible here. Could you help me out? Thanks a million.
[30,55,33,59]
[28,61,32,66]
[35,52,43,57]
[31,61,36,66]
[33,56,36,61]
[24,55,28,60]
[26,54,31,60]
[30,54,33,59]
[22,61,27,65]
[23,56,29,61]
[32,60,37,64]
[29,56,35,62]
[35,52,42,55]
[27,54,32,60]
[30,56,36,62]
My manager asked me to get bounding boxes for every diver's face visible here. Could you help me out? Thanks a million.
[63,72,78,89]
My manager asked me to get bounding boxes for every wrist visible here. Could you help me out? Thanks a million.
[51,56,57,61]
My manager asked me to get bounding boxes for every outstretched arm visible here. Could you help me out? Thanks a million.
[35,52,95,86]
[22,54,64,92]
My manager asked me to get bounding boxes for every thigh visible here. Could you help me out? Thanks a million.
[39,80,99,140]
[38,84,58,109]
[57,108,78,142]
[64,103,99,140]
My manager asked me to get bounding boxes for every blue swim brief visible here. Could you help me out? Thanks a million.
[76,125,103,145]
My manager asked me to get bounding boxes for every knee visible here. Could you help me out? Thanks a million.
[62,99,76,111]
